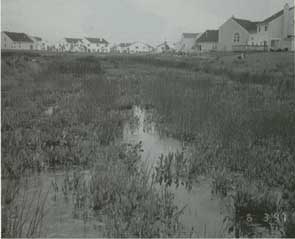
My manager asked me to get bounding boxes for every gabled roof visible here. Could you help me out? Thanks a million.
[196,30,219,43]
[156,42,169,48]
[130,42,154,49]
[232,18,258,32]
[260,6,294,24]
[85,37,109,44]
[182,33,200,39]
[65,38,83,44]
[3,31,34,43]
[32,36,42,41]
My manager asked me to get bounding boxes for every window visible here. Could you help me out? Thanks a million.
[265,25,268,31]
[233,32,240,43]
[19,43,21,48]
[258,26,261,32]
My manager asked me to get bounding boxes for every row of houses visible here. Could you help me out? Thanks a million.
[2,3,294,54]
[1,31,174,54]
[1,32,111,53]
[176,3,295,52]
[56,37,110,53]
[111,41,175,54]
[1,31,175,54]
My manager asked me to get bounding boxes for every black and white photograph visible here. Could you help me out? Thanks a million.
[1,0,295,238]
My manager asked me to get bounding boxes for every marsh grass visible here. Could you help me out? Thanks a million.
[112,55,295,236]
[1,55,135,237]
[2,53,295,237]
[60,143,185,237]
[1,178,48,238]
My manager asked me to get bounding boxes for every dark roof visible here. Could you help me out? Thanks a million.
[196,30,219,43]
[32,36,42,41]
[232,18,258,32]
[182,33,200,39]
[260,6,294,24]
[3,31,33,43]
[132,42,154,49]
[65,38,83,44]
[118,43,132,47]
[85,37,109,44]
[157,42,169,48]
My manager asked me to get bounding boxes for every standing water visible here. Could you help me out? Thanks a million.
[11,106,227,238]
[123,106,227,237]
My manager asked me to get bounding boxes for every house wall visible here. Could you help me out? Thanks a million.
[98,44,110,53]
[129,42,151,53]
[218,18,250,51]
[198,42,218,52]
[250,23,269,46]
[283,7,295,50]
[176,37,196,53]
[155,45,166,53]
[33,40,43,50]
[1,32,34,50]
[61,39,86,52]
[1,32,14,49]
[251,7,294,50]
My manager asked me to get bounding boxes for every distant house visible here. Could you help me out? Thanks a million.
[59,38,85,52]
[218,3,294,51]
[83,37,110,53]
[128,42,154,53]
[195,30,219,52]
[111,43,132,53]
[250,4,294,51]
[175,33,200,53]
[30,36,49,51]
[155,41,171,53]
[1,31,34,50]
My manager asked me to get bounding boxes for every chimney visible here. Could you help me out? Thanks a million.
[283,3,289,39]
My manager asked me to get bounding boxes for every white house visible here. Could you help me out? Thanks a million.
[128,42,154,53]
[250,4,294,51]
[111,43,132,53]
[59,38,86,52]
[218,3,295,51]
[175,33,200,53]
[1,31,34,50]
[83,37,110,53]
[155,41,172,53]
[218,17,259,51]
[30,36,49,51]
[195,30,219,52]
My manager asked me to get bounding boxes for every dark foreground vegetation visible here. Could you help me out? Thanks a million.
[2,52,295,237]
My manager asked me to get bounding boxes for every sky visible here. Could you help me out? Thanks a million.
[1,0,294,45]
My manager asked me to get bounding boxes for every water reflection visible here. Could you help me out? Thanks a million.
[14,170,103,238]
[123,106,227,237]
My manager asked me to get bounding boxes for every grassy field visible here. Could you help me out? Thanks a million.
[1,51,295,237]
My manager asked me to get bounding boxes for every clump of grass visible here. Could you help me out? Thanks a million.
[61,143,185,237]
[45,56,103,77]
[154,151,193,190]
[2,178,48,238]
